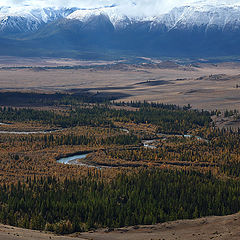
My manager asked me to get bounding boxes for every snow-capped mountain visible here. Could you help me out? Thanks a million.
[0,7,76,33]
[158,5,240,31]
[1,1,240,57]
[66,4,240,32]
[1,1,240,33]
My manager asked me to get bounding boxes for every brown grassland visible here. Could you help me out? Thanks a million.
[0,60,240,111]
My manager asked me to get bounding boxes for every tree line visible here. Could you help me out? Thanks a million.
[0,102,212,134]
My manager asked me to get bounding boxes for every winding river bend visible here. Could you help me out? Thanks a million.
[56,148,216,169]
[157,133,208,142]
[0,127,62,135]
[57,134,209,168]
[57,153,111,169]
[57,154,88,164]
[0,130,58,134]
[0,123,10,125]
[0,123,208,167]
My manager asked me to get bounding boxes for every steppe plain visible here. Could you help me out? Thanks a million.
[1,57,240,111]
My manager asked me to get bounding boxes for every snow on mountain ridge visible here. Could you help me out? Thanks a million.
[67,4,240,31]
[161,5,240,30]
[0,6,76,23]
[0,6,77,32]
[1,1,240,33]
[66,6,132,28]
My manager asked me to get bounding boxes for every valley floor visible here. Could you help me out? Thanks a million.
[1,59,240,111]
[0,212,239,240]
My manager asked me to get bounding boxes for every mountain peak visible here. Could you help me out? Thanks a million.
[1,1,240,57]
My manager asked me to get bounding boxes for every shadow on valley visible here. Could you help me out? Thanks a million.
[0,91,130,107]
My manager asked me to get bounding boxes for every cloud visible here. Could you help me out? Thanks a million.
[1,0,240,16]
[0,0,114,8]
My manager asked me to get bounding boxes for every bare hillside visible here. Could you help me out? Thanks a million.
[0,212,239,240]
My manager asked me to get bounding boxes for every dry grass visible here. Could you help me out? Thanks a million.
[1,61,240,111]
[0,212,239,240]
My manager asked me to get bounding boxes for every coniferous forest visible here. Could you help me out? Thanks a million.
[0,92,240,234]
[1,170,240,234]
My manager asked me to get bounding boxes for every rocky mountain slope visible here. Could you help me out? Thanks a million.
[1,1,240,57]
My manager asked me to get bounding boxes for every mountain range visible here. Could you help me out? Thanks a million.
[1,1,240,58]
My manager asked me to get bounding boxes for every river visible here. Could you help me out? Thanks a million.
[57,133,208,167]
[0,129,61,135]
[157,133,208,142]
[0,123,10,125]
[57,153,111,169]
